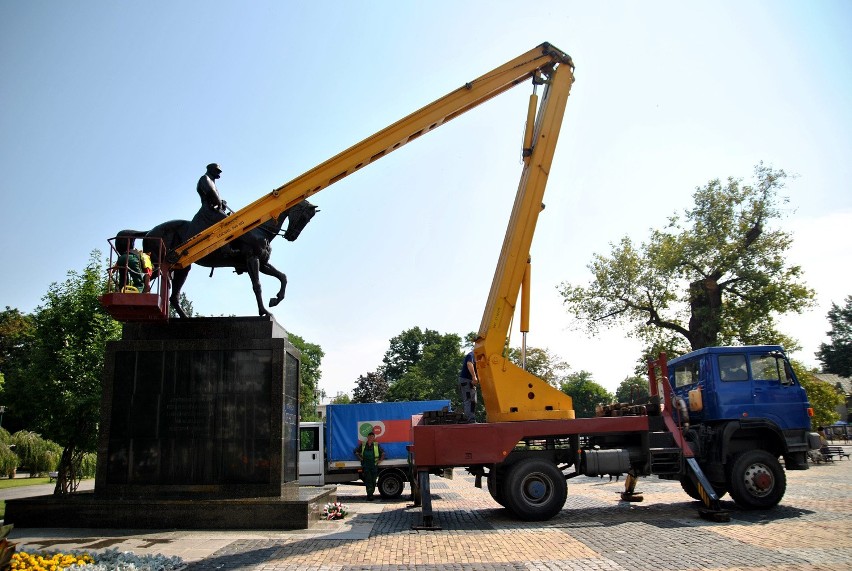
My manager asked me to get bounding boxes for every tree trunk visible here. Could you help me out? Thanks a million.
[54,444,83,494]
[687,277,723,349]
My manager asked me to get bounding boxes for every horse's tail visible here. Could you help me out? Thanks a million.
[116,229,148,239]
[113,230,149,254]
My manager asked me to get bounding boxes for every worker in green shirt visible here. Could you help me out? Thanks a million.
[354,432,385,500]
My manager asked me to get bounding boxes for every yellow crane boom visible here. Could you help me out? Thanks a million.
[168,42,576,422]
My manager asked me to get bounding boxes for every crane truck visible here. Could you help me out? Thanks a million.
[100,42,820,524]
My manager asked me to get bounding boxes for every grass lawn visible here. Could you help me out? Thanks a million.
[0,476,52,489]
[0,477,53,519]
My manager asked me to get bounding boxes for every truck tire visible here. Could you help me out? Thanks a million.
[727,450,786,509]
[487,471,508,508]
[502,458,567,521]
[679,476,727,501]
[378,471,406,499]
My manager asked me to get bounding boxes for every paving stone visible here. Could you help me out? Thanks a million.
[10,446,852,571]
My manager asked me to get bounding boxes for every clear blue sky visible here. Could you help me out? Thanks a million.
[2,1,850,399]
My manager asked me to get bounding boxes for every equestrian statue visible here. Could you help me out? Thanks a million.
[115,163,318,318]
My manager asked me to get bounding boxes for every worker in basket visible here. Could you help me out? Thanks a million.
[113,237,148,293]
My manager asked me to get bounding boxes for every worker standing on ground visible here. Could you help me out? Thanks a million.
[354,432,385,500]
[458,350,479,422]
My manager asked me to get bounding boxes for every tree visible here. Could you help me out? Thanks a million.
[352,371,388,403]
[289,333,325,421]
[615,375,650,403]
[559,164,814,354]
[0,307,35,430]
[558,371,613,418]
[505,346,569,386]
[816,296,852,377]
[382,328,462,405]
[330,392,351,404]
[3,252,122,492]
[381,327,447,384]
[10,430,61,477]
[0,307,33,375]
[792,361,843,430]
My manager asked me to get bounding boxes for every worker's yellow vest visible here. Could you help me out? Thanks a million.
[360,442,379,458]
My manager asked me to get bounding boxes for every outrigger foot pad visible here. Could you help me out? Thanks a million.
[620,492,644,502]
[698,508,731,522]
[411,515,442,530]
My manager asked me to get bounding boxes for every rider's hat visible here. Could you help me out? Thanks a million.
[206,163,222,173]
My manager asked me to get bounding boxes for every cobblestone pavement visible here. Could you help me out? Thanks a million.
[10,454,852,571]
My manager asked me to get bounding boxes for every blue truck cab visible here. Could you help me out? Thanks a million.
[668,345,813,430]
[662,345,821,508]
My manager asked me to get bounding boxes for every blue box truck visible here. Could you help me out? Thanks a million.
[299,400,450,498]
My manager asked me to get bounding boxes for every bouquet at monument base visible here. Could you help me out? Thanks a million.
[322,501,349,520]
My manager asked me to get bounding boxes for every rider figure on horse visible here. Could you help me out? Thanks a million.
[189,163,230,238]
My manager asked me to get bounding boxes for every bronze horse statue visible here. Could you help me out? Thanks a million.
[117,200,318,318]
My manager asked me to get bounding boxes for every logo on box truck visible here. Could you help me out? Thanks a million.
[356,420,411,443]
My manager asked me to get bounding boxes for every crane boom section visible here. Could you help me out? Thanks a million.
[168,43,573,268]
[475,59,576,422]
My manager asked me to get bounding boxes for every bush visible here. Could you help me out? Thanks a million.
[10,431,61,476]
[80,452,97,478]
[0,444,18,478]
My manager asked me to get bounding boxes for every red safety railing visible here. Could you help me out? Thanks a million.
[98,236,170,322]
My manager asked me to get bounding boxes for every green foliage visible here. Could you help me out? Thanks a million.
[2,252,121,489]
[382,328,446,384]
[0,443,18,477]
[505,346,569,386]
[0,307,33,375]
[352,371,388,403]
[793,361,843,429]
[0,521,16,571]
[816,295,852,377]
[559,164,814,353]
[79,452,97,479]
[10,431,61,476]
[615,376,650,403]
[558,371,613,418]
[288,333,325,420]
[330,392,351,404]
[383,328,462,405]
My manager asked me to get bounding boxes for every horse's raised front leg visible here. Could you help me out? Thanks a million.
[246,255,271,316]
[170,267,191,319]
[260,261,287,308]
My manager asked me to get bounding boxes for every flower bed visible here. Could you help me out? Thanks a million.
[10,548,184,570]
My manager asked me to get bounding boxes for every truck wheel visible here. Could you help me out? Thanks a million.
[378,471,405,499]
[487,471,508,507]
[727,450,786,509]
[502,459,567,521]
[679,476,727,501]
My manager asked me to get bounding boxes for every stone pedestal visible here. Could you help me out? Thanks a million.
[5,316,334,530]
[98,316,299,498]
